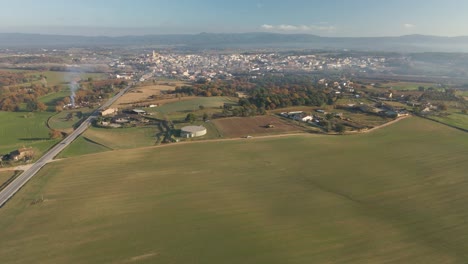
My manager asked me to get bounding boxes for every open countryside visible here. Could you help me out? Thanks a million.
[2,2,468,263]
[0,118,467,263]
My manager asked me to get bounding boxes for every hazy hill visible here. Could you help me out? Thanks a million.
[2,32,468,52]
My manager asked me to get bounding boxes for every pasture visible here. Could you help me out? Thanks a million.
[1,117,467,263]
[213,115,305,138]
[59,126,160,158]
[48,109,93,133]
[147,96,237,120]
[0,111,58,156]
[427,109,468,130]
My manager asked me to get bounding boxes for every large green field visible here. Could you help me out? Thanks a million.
[0,111,59,156]
[1,117,468,263]
[147,96,237,120]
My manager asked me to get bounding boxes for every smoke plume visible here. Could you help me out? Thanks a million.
[70,81,79,107]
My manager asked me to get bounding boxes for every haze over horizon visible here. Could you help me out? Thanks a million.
[1,0,468,37]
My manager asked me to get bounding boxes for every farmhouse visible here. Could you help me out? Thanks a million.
[8,148,34,161]
[281,111,313,122]
[131,109,146,115]
[181,126,207,138]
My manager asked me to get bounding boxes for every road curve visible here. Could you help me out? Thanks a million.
[0,84,133,208]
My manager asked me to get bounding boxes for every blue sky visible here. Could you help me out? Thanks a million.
[1,0,467,36]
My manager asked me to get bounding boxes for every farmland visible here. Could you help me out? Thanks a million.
[111,81,187,108]
[146,96,237,120]
[48,109,94,133]
[425,109,468,130]
[1,117,467,263]
[213,115,305,138]
[59,126,160,158]
[0,111,59,156]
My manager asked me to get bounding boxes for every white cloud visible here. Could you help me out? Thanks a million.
[403,23,416,29]
[260,24,336,32]
[261,24,274,30]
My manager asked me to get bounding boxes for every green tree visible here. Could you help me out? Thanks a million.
[185,113,196,123]
[325,113,334,120]
[202,112,209,122]
[335,123,346,133]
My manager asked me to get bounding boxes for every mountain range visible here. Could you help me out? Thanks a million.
[1,32,468,52]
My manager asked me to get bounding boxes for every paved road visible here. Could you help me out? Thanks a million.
[0,84,133,207]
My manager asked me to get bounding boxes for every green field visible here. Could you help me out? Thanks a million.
[1,117,468,263]
[0,111,59,156]
[427,109,468,130]
[57,136,112,158]
[48,109,93,132]
[147,96,237,120]
[59,126,160,158]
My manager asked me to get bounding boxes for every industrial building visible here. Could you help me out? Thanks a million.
[180,126,207,138]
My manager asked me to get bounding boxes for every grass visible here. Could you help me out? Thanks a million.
[59,126,160,158]
[48,109,93,132]
[38,90,70,109]
[0,171,16,187]
[0,111,59,156]
[427,109,468,130]
[0,118,468,263]
[147,96,237,119]
[58,136,112,158]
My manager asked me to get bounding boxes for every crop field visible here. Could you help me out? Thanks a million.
[0,118,467,263]
[111,81,186,108]
[0,111,58,156]
[213,115,305,138]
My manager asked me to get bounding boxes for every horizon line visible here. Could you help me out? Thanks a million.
[0,31,466,38]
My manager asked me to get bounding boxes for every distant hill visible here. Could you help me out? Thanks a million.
[2,32,468,52]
